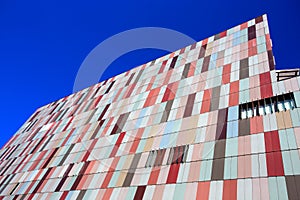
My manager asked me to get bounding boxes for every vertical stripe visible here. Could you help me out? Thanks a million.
[160,100,174,123]
[105,80,115,94]
[111,112,130,135]
[169,56,178,69]
[184,93,196,118]
[181,63,190,79]
[123,153,141,187]
[134,186,146,200]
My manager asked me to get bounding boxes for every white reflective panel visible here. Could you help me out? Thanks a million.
[284,101,291,110]
[265,104,272,114]
[253,106,257,116]
[247,108,253,118]
[241,109,247,119]
[289,99,295,109]
[259,106,265,115]
[278,102,285,112]
[271,103,275,113]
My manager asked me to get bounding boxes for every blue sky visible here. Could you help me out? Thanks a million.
[0,0,299,147]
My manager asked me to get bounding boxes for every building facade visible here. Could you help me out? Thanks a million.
[0,14,300,199]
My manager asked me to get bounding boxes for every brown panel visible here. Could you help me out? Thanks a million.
[214,33,221,41]
[211,158,225,180]
[240,58,249,69]
[97,104,110,121]
[122,172,134,187]
[295,175,300,199]
[285,176,300,200]
[239,58,249,79]
[161,100,174,123]
[125,72,135,86]
[169,56,178,69]
[181,63,190,79]
[134,186,147,200]
[268,50,275,70]
[248,25,256,40]
[123,153,141,187]
[111,112,130,135]
[155,149,166,166]
[201,56,210,73]
[216,108,228,140]
[255,16,263,23]
[210,86,221,111]
[105,80,115,94]
[133,69,144,84]
[198,44,207,59]
[210,98,219,111]
[213,139,226,159]
[184,93,196,118]
[238,119,250,136]
[58,144,75,166]
[239,68,249,79]
[76,190,87,200]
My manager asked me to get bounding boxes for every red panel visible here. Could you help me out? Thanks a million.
[61,128,75,147]
[103,188,113,199]
[220,30,227,38]
[163,70,172,85]
[259,72,271,85]
[223,180,237,200]
[266,151,284,176]
[148,167,161,185]
[110,132,125,157]
[240,22,248,30]
[230,80,239,93]
[202,38,208,46]
[201,100,210,113]
[229,93,239,107]
[124,83,137,98]
[250,117,264,134]
[158,60,168,74]
[248,46,257,57]
[101,172,114,188]
[62,117,74,132]
[144,87,161,107]
[162,83,178,102]
[200,89,211,113]
[77,175,88,190]
[166,164,180,184]
[59,191,68,200]
[265,34,272,51]
[188,61,196,77]
[112,89,123,103]
[180,48,185,54]
[260,83,273,98]
[222,64,231,84]
[129,140,140,154]
[229,81,239,106]
[196,181,210,200]
[264,131,281,152]
[274,151,284,176]
[256,116,264,133]
[250,117,256,134]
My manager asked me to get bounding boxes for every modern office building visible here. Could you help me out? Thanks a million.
[0,14,299,199]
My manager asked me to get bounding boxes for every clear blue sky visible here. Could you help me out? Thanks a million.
[0,0,299,148]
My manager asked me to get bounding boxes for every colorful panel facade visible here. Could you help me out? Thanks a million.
[0,14,300,199]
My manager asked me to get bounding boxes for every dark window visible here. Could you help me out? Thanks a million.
[145,145,189,168]
[239,92,297,119]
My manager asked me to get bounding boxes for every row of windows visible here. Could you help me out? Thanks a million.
[145,145,189,168]
[239,92,297,119]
